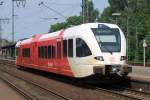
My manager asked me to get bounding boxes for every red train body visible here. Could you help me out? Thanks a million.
[16,30,74,77]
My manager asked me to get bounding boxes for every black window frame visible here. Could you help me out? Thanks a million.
[48,45,52,59]
[76,38,92,57]
[57,41,62,59]
[68,39,73,57]
[22,48,30,57]
[41,46,44,58]
[63,40,67,57]
[52,46,56,58]
[16,47,19,56]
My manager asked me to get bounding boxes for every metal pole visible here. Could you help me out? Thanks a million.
[144,47,145,67]
[82,0,85,23]
[143,40,147,67]
[0,20,2,47]
[135,26,138,62]
[86,0,88,23]
[126,16,129,61]
[12,0,15,43]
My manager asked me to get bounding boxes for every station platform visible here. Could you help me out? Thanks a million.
[0,79,25,100]
[129,66,150,83]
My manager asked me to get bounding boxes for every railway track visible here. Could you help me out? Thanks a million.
[95,86,150,100]
[0,63,71,100]
[0,75,34,100]
[1,59,150,100]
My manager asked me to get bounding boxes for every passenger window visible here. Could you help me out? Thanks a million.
[76,38,92,57]
[63,40,67,57]
[22,48,30,57]
[38,47,41,58]
[41,46,44,58]
[16,47,19,56]
[52,46,55,58]
[68,39,73,57]
[44,46,48,58]
[48,45,52,59]
[57,42,61,59]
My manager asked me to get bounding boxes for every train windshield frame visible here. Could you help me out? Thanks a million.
[92,28,121,52]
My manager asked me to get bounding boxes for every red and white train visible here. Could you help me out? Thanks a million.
[16,23,132,78]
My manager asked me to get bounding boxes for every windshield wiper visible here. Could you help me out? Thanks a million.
[98,41,113,55]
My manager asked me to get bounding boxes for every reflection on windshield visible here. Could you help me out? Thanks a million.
[92,28,121,52]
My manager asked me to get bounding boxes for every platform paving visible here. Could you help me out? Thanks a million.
[0,79,25,100]
[129,66,150,82]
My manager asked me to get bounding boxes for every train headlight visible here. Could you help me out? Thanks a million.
[120,56,126,61]
[94,56,104,61]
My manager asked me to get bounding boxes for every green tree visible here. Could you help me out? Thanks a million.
[99,0,150,63]
[66,16,82,26]
[49,16,82,32]
[49,0,99,32]
[81,0,99,23]
[49,22,69,32]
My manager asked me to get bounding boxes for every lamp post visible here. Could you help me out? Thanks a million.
[112,13,121,24]
[143,39,147,67]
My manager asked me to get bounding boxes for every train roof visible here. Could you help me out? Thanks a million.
[16,23,119,46]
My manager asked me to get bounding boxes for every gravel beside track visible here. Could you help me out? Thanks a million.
[1,59,150,100]
[0,59,116,100]
[0,69,71,100]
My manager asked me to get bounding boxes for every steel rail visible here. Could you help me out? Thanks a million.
[0,76,35,100]
[0,68,71,100]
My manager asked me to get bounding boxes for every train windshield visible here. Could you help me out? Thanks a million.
[92,28,121,52]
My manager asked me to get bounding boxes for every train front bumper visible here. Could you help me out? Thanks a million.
[93,64,132,76]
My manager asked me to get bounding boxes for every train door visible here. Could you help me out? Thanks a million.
[47,40,56,71]
[54,38,63,73]
[32,42,37,65]
[64,38,74,76]
[38,45,46,67]
[16,47,22,64]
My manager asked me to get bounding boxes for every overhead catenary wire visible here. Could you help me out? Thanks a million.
[39,2,66,19]
[38,1,81,26]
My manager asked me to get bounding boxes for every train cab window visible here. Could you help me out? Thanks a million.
[22,48,30,57]
[76,38,92,57]
[63,40,67,57]
[68,39,73,57]
[57,42,62,59]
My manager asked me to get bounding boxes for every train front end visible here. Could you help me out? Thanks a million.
[91,24,132,77]
[71,23,132,78]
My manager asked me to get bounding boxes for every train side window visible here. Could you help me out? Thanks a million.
[16,47,19,56]
[22,48,30,57]
[68,39,73,57]
[48,45,52,59]
[57,42,61,59]
[76,38,92,57]
[44,46,48,58]
[63,40,67,57]
[41,46,44,58]
[38,47,41,58]
[52,46,55,58]
[40,47,42,58]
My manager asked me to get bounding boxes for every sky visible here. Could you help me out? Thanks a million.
[0,0,109,41]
